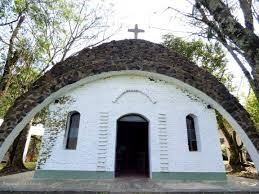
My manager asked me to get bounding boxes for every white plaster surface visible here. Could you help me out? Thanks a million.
[39,75,224,174]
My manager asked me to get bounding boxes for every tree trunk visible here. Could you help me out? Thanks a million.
[228,133,245,172]
[3,122,31,171]
[0,15,25,97]
[29,136,37,162]
[196,0,259,101]
[217,114,245,172]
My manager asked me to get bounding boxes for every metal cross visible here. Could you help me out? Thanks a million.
[128,24,145,39]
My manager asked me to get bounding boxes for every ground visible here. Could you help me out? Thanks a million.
[0,162,36,171]
[0,161,258,181]
[0,162,258,193]
[223,161,259,179]
[0,171,259,193]
[0,162,36,177]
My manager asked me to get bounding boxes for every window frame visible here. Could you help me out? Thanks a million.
[186,114,199,152]
[64,111,80,150]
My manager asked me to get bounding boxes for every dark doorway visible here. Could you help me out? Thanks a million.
[115,114,149,178]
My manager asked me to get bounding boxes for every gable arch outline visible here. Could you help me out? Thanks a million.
[112,89,157,104]
[0,70,259,171]
[0,39,258,172]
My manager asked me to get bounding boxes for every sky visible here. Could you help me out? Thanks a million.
[110,0,195,41]
[101,0,254,102]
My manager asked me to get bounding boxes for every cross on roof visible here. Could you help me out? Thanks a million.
[128,24,145,39]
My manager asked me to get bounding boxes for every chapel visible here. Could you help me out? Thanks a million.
[34,73,225,180]
[0,39,257,181]
[32,39,228,180]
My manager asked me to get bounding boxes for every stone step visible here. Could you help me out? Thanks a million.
[0,172,258,194]
[0,191,256,194]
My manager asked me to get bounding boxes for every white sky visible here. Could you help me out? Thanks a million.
[110,0,195,41]
[103,0,254,102]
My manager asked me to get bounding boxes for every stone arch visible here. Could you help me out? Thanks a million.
[0,39,258,170]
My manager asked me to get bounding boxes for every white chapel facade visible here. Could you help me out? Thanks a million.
[0,39,257,181]
[34,72,225,180]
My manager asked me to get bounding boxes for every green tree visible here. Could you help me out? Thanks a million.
[162,34,235,91]
[168,0,259,101]
[0,0,113,97]
[0,0,113,172]
[245,91,259,129]
[0,67,38,117]
[162,35,246,172]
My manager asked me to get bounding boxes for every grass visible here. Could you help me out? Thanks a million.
[0,162,36,171]
[24,162,36,170]
[0,163,5,170]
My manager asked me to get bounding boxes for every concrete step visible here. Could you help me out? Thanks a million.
[1,172,259,194]
[0,191,257,194]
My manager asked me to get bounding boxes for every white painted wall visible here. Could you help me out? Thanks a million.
[39,75,224,174]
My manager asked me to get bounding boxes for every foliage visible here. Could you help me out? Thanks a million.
[169,0,259,100]
[221,144,228,160]
[0,0,113,117]
[37,96,75,169]
[245,91,259,129]
[0,162,36,170]
[24,162,36,170]
[162,34,235,91]
[0,67,38,117]
[162,35,250,171]
[0,0,113,170]
[25,136,42,162]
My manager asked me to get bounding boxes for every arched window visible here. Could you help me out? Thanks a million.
[66,111,80,150]
[186,115,198,151]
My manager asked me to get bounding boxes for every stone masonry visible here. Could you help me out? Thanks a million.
[0,39,258,158]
